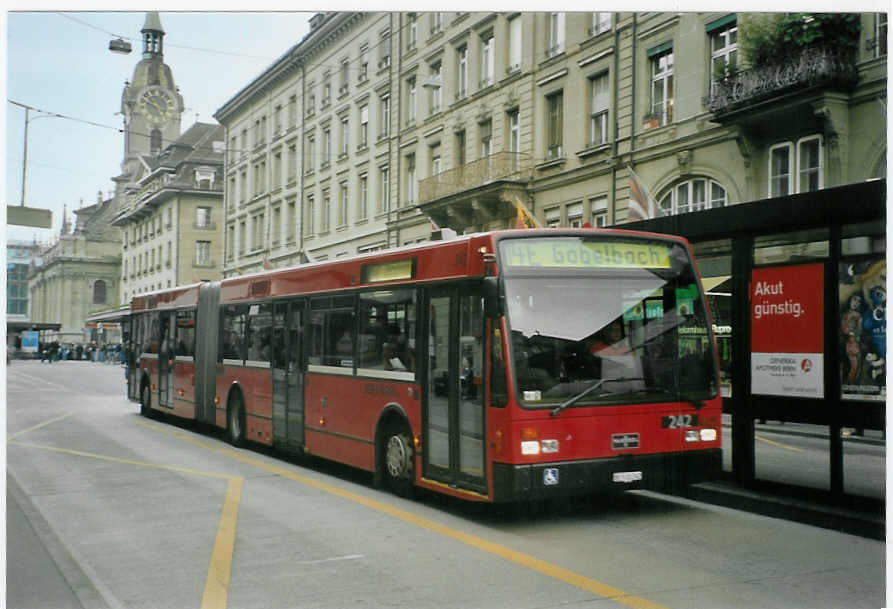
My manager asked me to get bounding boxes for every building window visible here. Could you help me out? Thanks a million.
[546,90,563,160]
[322,72,331,105]
[359,45,369,82]
[340,115,349,158]
[710,22,738,93]
[769,142,793,197]
[659,177,728,215]
[545,207,560,228]
[379,94,390,138]
[379,166,390,213]
[407,13,418,50]
[253,213,265,250]
[457,45,468,99]
[358,174,368,220]
[650,48,674,125]
[321,190,331,232]
[455,130,466,166]
[876,13,887,57]
[379,29,391,68]
[238,221,246,255]
[227,224,235,260]
[93,280,107,305]
[289,95,297,127]
[272,206,281,246]
[196,206,211,228]
[479,119,492,158]
[508,16,521,73]
[567,202,583,227]
[287,198,296,243]
[274,104,283,135]
[429,61,442,114]
[195,241,211,266]
[481,33,494,88]
[272,150,282,189]
[288,143,297,182]
[323,127,331,167]
[339,58,350,96]
[306,136,316,174]
[547,13,565,58]
[589,72,609,146]
[406,77,417,126]
[431,12,443,35]
[430,143,441,176]
[305,194,315,236]
[797,136,823,194]
[406,154,417,204]
[590,12,611,37]
[359,105,369,148]
[590,195,608,227]
[338,181,349,227]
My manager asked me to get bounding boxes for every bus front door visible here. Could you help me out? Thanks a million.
[424,286,486,494]
[273,300,305,451]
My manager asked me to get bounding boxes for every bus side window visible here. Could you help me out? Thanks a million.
[489,323,507,407]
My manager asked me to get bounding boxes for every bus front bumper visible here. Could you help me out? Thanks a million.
[491,448,721,503]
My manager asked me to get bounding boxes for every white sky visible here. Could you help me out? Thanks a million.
[4,11,313,244]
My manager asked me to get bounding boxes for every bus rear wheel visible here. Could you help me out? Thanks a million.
[140,383,151,417]
[227,393,245,447]
[382,422,414,498]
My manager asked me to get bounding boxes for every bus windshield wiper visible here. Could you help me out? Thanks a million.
[550,377,645,417]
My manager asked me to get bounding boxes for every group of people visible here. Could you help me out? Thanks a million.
[39,341,124,364]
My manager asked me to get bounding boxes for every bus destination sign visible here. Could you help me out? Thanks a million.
[500,238,671,269]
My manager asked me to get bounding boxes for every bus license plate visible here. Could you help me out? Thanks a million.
[613,471,643,484]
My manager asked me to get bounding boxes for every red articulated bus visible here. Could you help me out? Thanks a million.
[127,228,721,502]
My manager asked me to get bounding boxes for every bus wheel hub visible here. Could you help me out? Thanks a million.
[386,435,411,478]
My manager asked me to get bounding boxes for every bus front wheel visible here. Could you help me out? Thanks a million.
[227,393,245,447]
[382,422,414,498]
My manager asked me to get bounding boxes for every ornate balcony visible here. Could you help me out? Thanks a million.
[416,152,534,231]
[706,45,857,119]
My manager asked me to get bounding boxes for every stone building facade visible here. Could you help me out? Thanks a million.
[220,12,883,275]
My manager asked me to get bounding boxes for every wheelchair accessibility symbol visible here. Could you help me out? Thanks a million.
[543,468,559,486]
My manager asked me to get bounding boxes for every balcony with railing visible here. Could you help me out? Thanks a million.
[706,44,858,119]
[416,152,534,231]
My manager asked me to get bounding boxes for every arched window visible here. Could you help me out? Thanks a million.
[93,280,107,305]
[150,129,163,154]
[658,177,728,215]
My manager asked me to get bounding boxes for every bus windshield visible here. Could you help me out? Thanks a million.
[498,236,717,408]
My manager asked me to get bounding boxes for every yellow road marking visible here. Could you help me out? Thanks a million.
[10,436,243,609]
[140,420,670,609]
[202,476,243,609]
[8,412,75,441]
[755,434,803,452]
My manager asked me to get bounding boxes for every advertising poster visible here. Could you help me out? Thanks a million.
[751,263,824,398]
[21,330,39,353]
[839,258,886,402]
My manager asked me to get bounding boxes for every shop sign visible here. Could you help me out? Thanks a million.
[751,263,824,398]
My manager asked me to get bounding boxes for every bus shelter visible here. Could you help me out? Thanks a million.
[626,179,885,505]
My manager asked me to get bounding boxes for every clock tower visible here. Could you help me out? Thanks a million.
[120,12,183,178]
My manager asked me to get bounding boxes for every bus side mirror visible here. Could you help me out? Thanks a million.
[483,277,502,318]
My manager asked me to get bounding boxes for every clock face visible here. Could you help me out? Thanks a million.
[138,87,177,123]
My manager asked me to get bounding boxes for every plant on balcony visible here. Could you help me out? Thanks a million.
[739,13,861,67]
[707,13,861,115]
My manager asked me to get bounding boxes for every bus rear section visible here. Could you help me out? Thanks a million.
[488,233,722,502]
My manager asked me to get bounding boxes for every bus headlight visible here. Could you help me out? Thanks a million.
[521,441,540,455]
[685,430,700,442]
[700,428,717,442]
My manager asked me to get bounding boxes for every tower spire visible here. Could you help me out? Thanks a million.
[141,12,165,58]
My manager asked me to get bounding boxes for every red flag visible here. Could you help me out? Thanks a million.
[627,166,658,222]
[511,196,541,229]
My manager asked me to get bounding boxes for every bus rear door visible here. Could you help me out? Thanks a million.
[158,311,175,409]
[272,299,305,451]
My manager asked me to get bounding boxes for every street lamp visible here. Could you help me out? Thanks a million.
[16,104,63,207]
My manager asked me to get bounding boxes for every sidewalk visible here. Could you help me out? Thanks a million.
[669,417,887,540]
